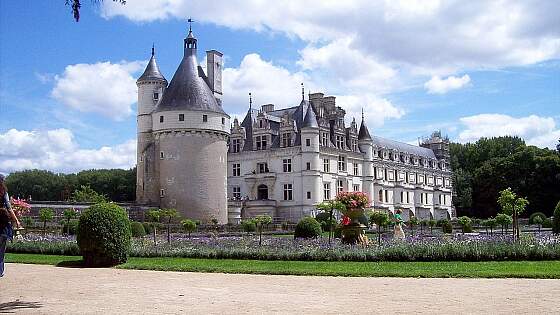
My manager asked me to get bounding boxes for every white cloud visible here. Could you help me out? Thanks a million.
[222,53,310,114]
[51,61,143,120]
[458,114,560,149]
[336,94,405,128]
[424,74,471,94]
[0,129,136,174]
[101,0,560,74]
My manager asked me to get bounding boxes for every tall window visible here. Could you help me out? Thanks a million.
[232,163,241,177]
[233,186,241,199]
[336,135,345,149]
[351,139,358,151]
[203,115,208,122]
[353,163,359,176]
[160,189,165,197]
[232,139,241,153]
[384,190,389,202]
[378,190,383,202]
[281,132,292,147]
[321,132,328,146]
[307,191,312,199]
[323,183,331,200]
[179,114,184,121]
[255,135,267,150]
[338,156,346,172]
[283,184,293,201]
[400,191,404,203]
[159,115,164,123]
[283,159,292,172]
[353,184,360,192]
[337,180,344,193]
[306,138,311,146]
[306,162,311,170]
[257,162,269,174]
[153,92,159,101]
[323,159,330,173]
[420,193,424,204]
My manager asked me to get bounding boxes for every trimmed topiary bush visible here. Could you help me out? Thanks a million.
[438,219,453,234]
[294,217,322,239]
[241,219,256,234]
[77,202,132,267]
[553,201,560,235]
[542,217,552,229]
[130,221,146,237]
[529,212,547,224]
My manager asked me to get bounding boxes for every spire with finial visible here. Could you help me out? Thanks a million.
[151,43,155,57]
[249,92,252,110]
[188,18,194,32]
[358,108,372,140]
[137,43,166,83]
[301,83,305,101]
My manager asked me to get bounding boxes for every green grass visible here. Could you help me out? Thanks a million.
[6,253,560,278]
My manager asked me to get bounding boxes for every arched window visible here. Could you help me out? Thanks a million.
[257,184,268,200]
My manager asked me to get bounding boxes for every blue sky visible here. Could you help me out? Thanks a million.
[0,1,559,173]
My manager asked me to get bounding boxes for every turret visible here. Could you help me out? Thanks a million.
[136,46,167,205]
[300,85,321,206]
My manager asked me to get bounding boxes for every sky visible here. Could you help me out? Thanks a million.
[0,0,559,174]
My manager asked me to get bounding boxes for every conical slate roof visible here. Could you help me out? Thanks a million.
[156,32,226,114]
[302,101,318,128]
[138,52,166,83]
[358,119,372,140]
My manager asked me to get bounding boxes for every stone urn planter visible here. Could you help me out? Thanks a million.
[335,192,370,245]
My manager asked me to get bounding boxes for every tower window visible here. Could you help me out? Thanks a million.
[203,115,208,122]
[306,162,311,170]
[160,116,164,123]
[160,151,164,159]
[153,92,159,101]
[179,114,184,121]
[306,138,311,146]
[160,189,165,197]
[222,117,225,125]
[307,191,311,199]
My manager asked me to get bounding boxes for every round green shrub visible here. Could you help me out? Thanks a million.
[62,220,79,235]
[438,219,453,234]
[130,221,146,237]
[529,212,547,224]
[294,217,322,239]
[553,201,560,234]
[241,219,256,233]
[542,217,552,228]
[77,202,132,267]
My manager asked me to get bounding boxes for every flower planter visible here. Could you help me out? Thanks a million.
[341,223,367,244]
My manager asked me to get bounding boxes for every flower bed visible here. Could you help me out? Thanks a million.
[7,232,560,262]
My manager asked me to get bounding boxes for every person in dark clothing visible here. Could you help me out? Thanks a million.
[0,174,21,277]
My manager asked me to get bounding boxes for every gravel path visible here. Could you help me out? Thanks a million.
[1,263,559,314]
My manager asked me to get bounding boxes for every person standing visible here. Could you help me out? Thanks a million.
[0,174,22,277]
[393,209,405,240]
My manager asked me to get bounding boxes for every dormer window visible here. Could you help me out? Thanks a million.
[232,139,241,153]
[255,135,267,150]
[281,132,292,147]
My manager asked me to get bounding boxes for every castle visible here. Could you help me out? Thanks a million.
[136,28,455,224]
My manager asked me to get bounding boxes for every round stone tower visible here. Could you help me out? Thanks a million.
[136,46,167,205]
[151,28,230,223]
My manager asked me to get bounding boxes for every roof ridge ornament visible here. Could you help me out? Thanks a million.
[301,83,305,101]
[249,92,252,110]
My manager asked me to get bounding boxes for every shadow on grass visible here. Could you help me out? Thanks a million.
[0,300,42,314]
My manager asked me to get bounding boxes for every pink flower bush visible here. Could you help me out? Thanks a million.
[335,191,369,221]
[10,197,31,217]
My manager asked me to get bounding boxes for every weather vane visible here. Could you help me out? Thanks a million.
[188,18,194,32]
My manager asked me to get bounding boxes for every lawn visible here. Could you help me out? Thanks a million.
[6,253,560,278]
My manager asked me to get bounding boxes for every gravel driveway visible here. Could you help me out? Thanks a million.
[1,263,559,314]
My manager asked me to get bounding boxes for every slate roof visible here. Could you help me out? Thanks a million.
[155,32,226,115]
[372,136,436,159]
[138,54,167,83]
[358,120,372,140]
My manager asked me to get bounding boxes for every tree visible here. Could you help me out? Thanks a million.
[420,219,429,235]
[181,219,197,238]
[483,218,497,235]
[457,216,472,234]
[495,213,513,235]
[428,219,437,234]
[38,208,54,236]
[532,215,543,233]
[63,208,79,235]
[408,216,419,236]
[145,209,161,245]
[241,219,256,235]
[159,208,179,244]
[553,201,560,235]
[316,200,345,245]
[497,188,529,240]
[253,215,272,246]
[369,211,390,244]
[71,185,107,203]
[66,0,126,22]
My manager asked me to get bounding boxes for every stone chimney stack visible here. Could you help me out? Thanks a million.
[206,50,223,103]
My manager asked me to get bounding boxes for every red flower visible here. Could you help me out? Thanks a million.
[341,215,351,226]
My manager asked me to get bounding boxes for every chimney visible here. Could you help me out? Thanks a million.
[206,50,223,102]
[261,104,275,112]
